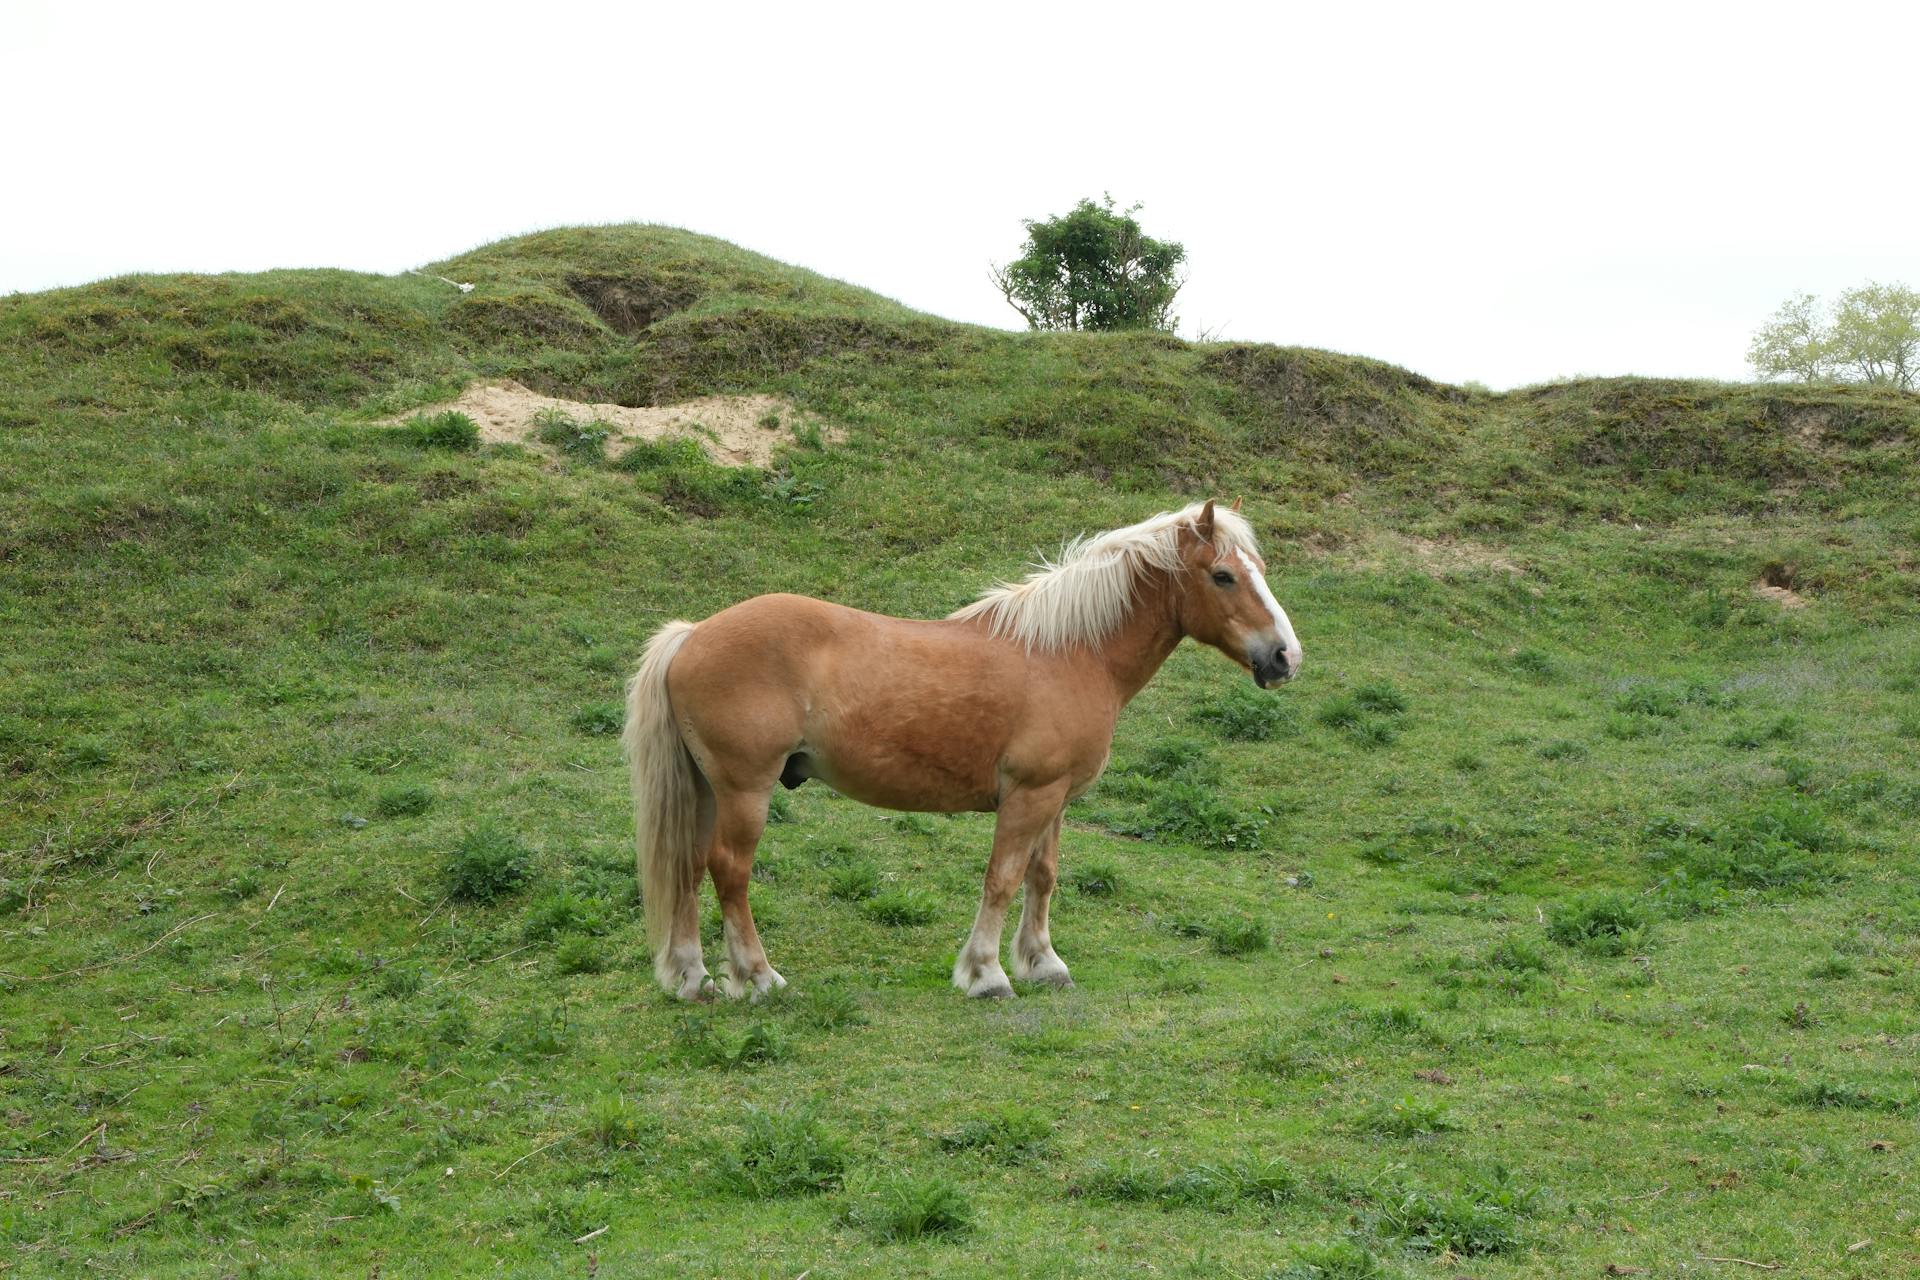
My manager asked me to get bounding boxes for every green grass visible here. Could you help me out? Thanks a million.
[936,1104,1053,1164]
[2,223,1919,1277]
[712,1106,847,1197]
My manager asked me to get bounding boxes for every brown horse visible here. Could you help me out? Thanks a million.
[623,500,1302,1001]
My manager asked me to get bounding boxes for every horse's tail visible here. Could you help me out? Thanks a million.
[623,619,703,993]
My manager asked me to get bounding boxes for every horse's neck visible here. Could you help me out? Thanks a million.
[1097,571,1183,704]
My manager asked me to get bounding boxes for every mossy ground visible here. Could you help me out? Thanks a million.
[2,226,1918,1277]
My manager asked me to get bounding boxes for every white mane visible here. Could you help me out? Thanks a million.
[950,502,1259,652]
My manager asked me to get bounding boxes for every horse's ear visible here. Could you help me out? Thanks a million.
[1229,496,1243,513]
[1195,499,1217,544]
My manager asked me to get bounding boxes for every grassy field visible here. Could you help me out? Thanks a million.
[2,226,1918,1278]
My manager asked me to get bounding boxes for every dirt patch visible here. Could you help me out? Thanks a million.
[392,380,837,467]
[1400,535,1523,576]
[1317,530,1523,578]
[566,276,696,335]
[1754,562,1811,609]
[1753,581,1809,609]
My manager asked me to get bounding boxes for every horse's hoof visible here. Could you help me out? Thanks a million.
[675,975,717,1003]
[748,969,788,1003]
[1015,954,1074,988]
[969,979,1016,1000]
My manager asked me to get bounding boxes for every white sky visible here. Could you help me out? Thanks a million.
[6,1,1917,388]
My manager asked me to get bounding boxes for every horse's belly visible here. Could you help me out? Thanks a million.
[804,735,999,813]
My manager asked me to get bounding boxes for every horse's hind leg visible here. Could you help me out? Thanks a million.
[663,773,718,1001]
[1011,811,1072,988]
[707,784,785,1000]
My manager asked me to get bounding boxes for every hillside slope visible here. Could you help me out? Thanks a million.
[2,227,1918,1279]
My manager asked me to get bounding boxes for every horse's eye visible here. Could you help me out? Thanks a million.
[1211,570,1235,587]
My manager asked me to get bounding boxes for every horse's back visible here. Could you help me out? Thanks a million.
[666,593,1030,810]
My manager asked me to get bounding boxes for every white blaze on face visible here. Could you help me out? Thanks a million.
[1236,550,1302,673]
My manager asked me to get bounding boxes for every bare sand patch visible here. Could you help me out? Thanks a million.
[1753,581,1809,609]
[394,379,838,467]
[1314,530,1523,578]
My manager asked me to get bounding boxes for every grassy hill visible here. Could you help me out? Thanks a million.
[2,226,1918,1278]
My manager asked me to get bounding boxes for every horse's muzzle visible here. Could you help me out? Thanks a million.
[1251,648,1295,688]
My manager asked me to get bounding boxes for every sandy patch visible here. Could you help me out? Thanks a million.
[1315,530,1524,578]
[1753,581,1809,609]
[395,379,837,467]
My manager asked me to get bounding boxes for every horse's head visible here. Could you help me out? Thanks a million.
[1175,500,1303,688]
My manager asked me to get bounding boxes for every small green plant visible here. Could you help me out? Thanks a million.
[1353,682,1409,715]
[827,862,881,902]
[677,1015,790,1069]
[1603,712,1656,740]
[764,469,823,508]
[1545,891,1649,954]
[937,1105,1052,1164]
[1537,738,1586,761]
[1369,1166,1539,1256]
[714,1107,847,1197]
[570,703,622,736]
[1510,647,1559,680]
[585,1094,656,1150]
[1079,1158,1166,1203]
[1143,780,1266,850]
[523,888,611,941]
[1218,1156,1302,1208]
[65,737,113,768]
[1356,1094,1458,1138]
[1194,683,1297,741]
[1064,858,1121,897]
[1317,687,1405,748]
[1362,1004,1427,1035]
[1786,1079,1907,1112]
[1273,1240,1391,1280]
[1208,915,1270,957]
[795,983,867,1030]
[373,961,423,999]
[1486,935,1550,972]
[1316,695,1364,730]
[1807,954,1855,980]
[554,935,606,975]
[1359,838,1409,868]
[492,1008,570,1057]
[861,888,937,926]
[1078,1156,1302,1212]
[1246,1032,1324,1077]
[373,783,432,818]
[1128,736,1218,782]
[407,410,478,451]
[847,1172,972,1242]
[446,824,533,902]
[614,435,708,472]
[1351,720,1399,749]
[1644,793,1841,895]
[533,407,614,460]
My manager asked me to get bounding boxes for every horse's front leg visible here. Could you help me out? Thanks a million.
[1011,810,1071,988]
[954,783,1066,999]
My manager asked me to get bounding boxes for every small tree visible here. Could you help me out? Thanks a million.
[991,196,1185,332]
[1747,292,1832,383]
[1828,282,1919,390]
[1749,283,1919,390]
